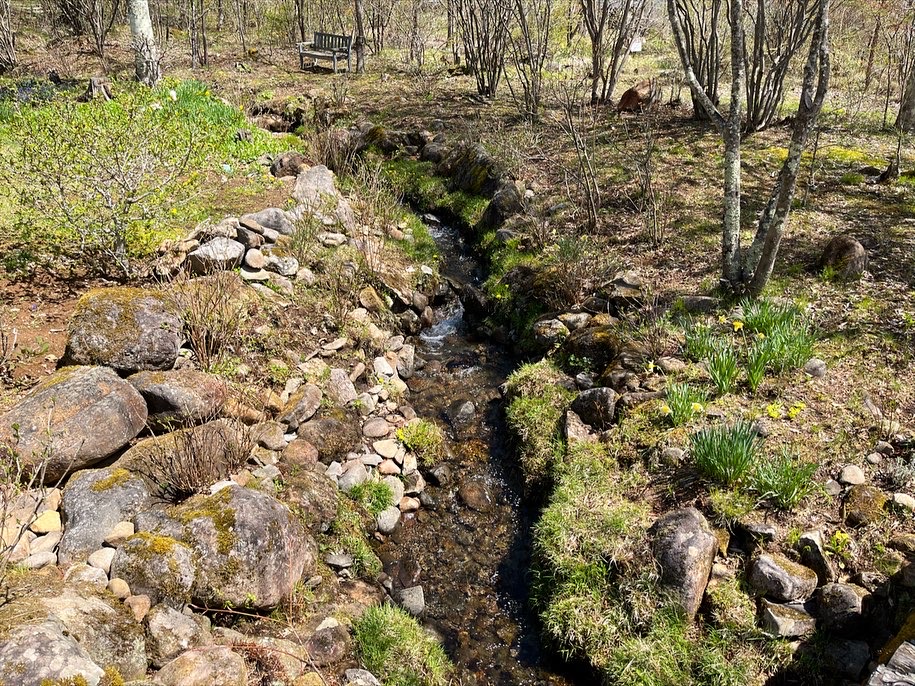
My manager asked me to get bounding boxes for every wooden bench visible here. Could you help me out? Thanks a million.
[298,32,353,73]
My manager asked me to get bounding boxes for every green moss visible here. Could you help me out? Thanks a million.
[354,604,452,686]
[348,480,395,517]
[129,531,182,556]
[328,498,382,579]
[396,420,445,465]
[170,487,237,555]
[90,468,133,493]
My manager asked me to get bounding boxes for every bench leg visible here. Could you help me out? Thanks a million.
[332,54,337,73]
[347,53,351,72]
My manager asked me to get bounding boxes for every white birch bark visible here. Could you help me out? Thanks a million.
[128,0,161,86]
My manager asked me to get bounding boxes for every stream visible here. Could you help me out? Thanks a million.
[374,219,579,686]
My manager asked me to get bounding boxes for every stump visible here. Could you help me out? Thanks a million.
[79,76,113,102]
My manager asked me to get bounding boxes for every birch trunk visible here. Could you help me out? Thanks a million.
[0,0,14,72]
[127,0,160,86]
[354,0,367,73]
[899,65,915,132]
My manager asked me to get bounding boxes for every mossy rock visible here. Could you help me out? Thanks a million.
[109,532,195,606]
[560,325,623,372]
[844,484,888,527]
[62,287,182,374]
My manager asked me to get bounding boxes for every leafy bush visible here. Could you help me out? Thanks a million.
[707,342,739,395]
[690,421,760,487]
[664,383,706,426]
[1,79,288,277]
[396,420,445,465]
[750,449,818,510]
[354,604,452,686]
[349,479,395,516]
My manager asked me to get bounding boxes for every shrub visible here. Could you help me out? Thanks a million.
[354,604,452,686]
[750,448,818,510]
[396,420,446,465]
[707,342,739,395]
[349,479,395,516]
[690,421,760,487]
[664,383,706,426]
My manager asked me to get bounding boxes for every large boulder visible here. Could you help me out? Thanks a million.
[109,532,196,606]
[134,485,316,609]
[436,142,503,196]
[560,325,622,372]
[820,235,867,281]
[128,369,227,430]
[58,466,152,567]
[153,645,247,686]
[0,366,147,482]
[868,640,915,685]
[0,585,147,683]
[186,237,246,274]
[818,582,868,634]
[62,287,182,373]
[649,508,718,620]
[570,387,618,431]
[476,180,525,232]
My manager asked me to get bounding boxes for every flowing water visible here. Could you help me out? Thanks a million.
[374,221,581,686]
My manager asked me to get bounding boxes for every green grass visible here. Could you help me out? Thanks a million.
[684,321,717,361]
[750,448,819,511]
[353,604,452,686]
[707,342,739,395]
[396,420,446,465]
[664,383,706,426]
[328,499,382,579]
[690,421,760,487]
[348,479,395,516]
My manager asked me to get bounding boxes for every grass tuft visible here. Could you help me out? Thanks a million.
[396,419,446,465]
[690,421,760,487]
[664,383,706,426]
[750,448,819,511]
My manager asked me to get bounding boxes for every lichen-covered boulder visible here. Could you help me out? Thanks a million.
[58,466,152,567]
[292,164,356,231]
[649,507,718,620]
[844,484,888,527]
[128,369,227,430]
[109,532,197,606]
[135,485,316,609]
[820,234,867,281]
[0,366,147,482]
[153,645,246,686]
[436,142,503,196]
[0,585,147,683]
[0,620,105,686]
[282,467,339,535]
[560,325,622,373]
[63,287,182,373]
[570,387,619,431]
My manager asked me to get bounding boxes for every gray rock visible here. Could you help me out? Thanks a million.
[64,563,108,588]
[251,421,287,451]
[458,477,493,512]
[345,668,383,686]
[531,319,569,352]
[325,552,354,569]
[278,383,323,429]
[239,266,270,282]
[187,236,245,273]
[397,344,416,379]
[373,356,395,378]
[327,368,358,405]
[396,585,425,616]
[154,645,247,686]
[868,639,915,685]
[760,600,816,637]
[304,624,352,666]
[338,462,369,492]
[293,165,355,230]
[58,466,152,567]
[244,247,266,269]
[0,620,105,686]
[87,547,115,574]
[110,533,196,606]
[0,366,148,482]
[22,550,57,569]
[839,464,866,485]
[265,253,299,277]
[748,553,818,602]
[796,530,835,585]
[134,485,316,609]
[820,235,868,282]
[571,387,619,431]
[824,638,870,680]
[447,399,476,424]
[649,507,717,620]
[242,207,296,235]
[128,369,226,430]
[146,604,211,667]
[824,479,843,496]
[376,506,401,534]
[62,288,182,374]
[363,417,391,438]
[679,295,719,313]
[818,582,868,633]
[428,464,452,488]
[383,475,405,504]
[804,357,827,378]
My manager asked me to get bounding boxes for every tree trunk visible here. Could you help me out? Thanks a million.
[899,65,915,131]
[354,0,366,73]
[0,0,15,73]
[127,0,160,86]
[864,13,881,93]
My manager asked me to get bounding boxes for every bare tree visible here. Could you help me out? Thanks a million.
[366,0,395,52]
[128,0,161,86]
[455,0,511,97]
[669,0,723,119]
[187,0,207,67]
[669,0,831,294]
[897,5,915,130]
[0,0,14,72]
[506,0,552,119]
[580,0,647,104]
[355,0,367,71]
[744,0,819,132]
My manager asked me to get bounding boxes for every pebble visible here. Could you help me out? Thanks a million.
[29,510,61,534]
[125,594,152,622]
[326,462,344,479]
[104,521,135,547]
[399,405,417,421]
[373,440,399,459]
[378,460,401,475]
[866,452,882,465]
[108,578,131,600]
[383,476,404,504]
[428,464,452,487]
[824,479,843,496]
[894,493,915,512]
[325,552,355,570]
[876,440,895,456]
[395,585,425,616]
[87,547,116,574]
[839,465,866,485]
[399,496,421,513]
[402,453,418,475]
[803,358,827,378]
[373,357,395,378]
[323,337,349,351]
[363,418,391,438]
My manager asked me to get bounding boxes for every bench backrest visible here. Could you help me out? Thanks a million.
[314,32,352,51]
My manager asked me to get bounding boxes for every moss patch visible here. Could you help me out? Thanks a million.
[90,468,133,493]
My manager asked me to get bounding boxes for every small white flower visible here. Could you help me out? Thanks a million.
[168,89,178,101]
[150,102,162,110]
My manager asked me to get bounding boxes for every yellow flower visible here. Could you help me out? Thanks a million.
[718,315,727,324]
[756,332,766,340]
[660,404,672,416]
[691,402,704,413]
[733,320,744,332]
